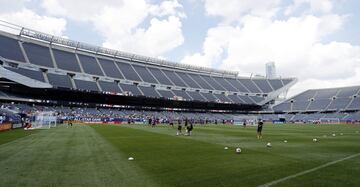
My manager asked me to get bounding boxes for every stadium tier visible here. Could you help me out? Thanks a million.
[1,102,360,125]
[273,86,360,112]
[0,28,296,110]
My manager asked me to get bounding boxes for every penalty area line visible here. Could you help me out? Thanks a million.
[258,152,360,187]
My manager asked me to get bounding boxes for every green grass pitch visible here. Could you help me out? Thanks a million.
[0,123,359,186]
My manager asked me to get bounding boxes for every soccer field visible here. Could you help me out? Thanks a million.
[0,124,359,187]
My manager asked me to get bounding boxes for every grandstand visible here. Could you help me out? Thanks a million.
[0,22,359,124]
[0,23,296,112]
[271,86,360,122]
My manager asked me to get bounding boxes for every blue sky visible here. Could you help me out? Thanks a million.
[0,0,359,96]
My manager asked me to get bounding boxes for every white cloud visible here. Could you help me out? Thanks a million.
[102,16,184,57]
[285,0,334,16]
[40,0,185,57]
[183,0,359,97]
[0,8,66,36]
[181,26,237,67]
[204,0,281,23]
[149,0,185,18]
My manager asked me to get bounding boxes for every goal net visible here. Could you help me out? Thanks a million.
[319,118,340,124]
[26,111,57,130]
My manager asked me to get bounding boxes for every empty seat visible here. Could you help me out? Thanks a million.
[162,70,187,87]
[336,87,359,97]
[226,79,249,92]
[172,90,192,100]
[307,99,331,111]
[268,79,283,90]
[74,79,99,92]
[189,74,214,90]
[147,67,173,85]
[98,58,124,79]
[347,97,360,110]
[252,79,273,93]
[200,75,224,90]
[138,86,160,98]
[119,83,142,96]
[249,96,264,103]
[201,92,218,102]
[273,102,291,111]
[314,89,338,99]
[77,54,103,76]
[238,95,255,104]
[98,81,121,93]
[23,42,54,67]
[116,61,142,81]
[227,94,243,104]
[239,79,261,93]
[53,49,81,72]
[292,90,316,101]
[0,35,25,62]
[157,89,174,99]
[132,65,158,84]
[327,98,352,110]
[47,73,73,88]
[187,91,206,102]
[213,77,237,92]
[214,94,232,103]
[175,72,200,88]
[292,101,310,111]
[5,67,45,82]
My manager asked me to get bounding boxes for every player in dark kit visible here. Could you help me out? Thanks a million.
[257,119,263,139]
[148,117,152,126]
[151,117,156,128]
[177,118,182,136]
[243,120,247,128]
[187,119,194,136]
[169,118,174,128]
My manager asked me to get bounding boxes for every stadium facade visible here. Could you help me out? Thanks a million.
[0,22,359,125]
[0,24,296,111]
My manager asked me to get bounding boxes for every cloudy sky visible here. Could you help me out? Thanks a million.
[0,0,359,97]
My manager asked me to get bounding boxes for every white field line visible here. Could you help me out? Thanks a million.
[258,152,360,187]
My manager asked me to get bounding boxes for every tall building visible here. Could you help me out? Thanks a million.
[266,62,276,79]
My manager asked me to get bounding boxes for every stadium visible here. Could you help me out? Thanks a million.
[0,13,359,187]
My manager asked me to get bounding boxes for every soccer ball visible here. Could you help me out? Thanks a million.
[283,140,287,143]
[266,142,272,147]
[332,133,336,137]
[313,138,318,142]
[224,147,229,150]
[235,148,242,153]
[128,157,134,161]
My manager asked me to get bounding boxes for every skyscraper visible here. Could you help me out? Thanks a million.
[266,62,276,79]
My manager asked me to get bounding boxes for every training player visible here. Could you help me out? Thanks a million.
[187,119,194,136]
[243,120,247,128]
[177,118,182,136]
[168,117,174,128]
[67,115,74,127]
[257,119,263,139]
[148,117,152,127]
[151,117,156,128]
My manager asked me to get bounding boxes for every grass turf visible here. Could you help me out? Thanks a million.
[0,128,37,145]
[0,124,359,186]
